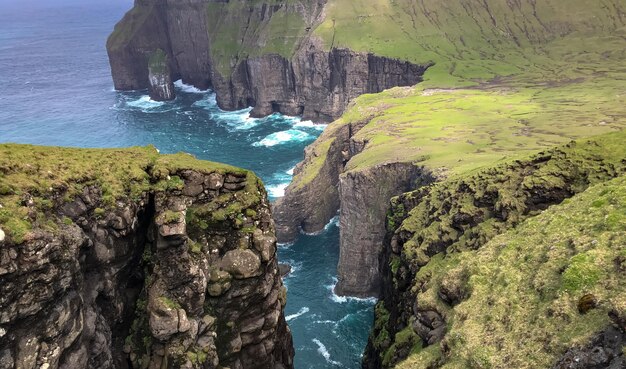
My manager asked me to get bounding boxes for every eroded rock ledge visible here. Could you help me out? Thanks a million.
[106,0,429,121]
[0,145,293,369]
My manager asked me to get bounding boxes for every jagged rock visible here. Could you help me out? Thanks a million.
[253,229,276,262]
[552,327,626,369]
[205,173,224,190]
[147,49,175,101]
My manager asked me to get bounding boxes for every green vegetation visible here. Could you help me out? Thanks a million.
[314,0,626,87]
[393,130,626,268]
[289,0,626,189]
[395,174,626,369]
[148,49,168,75]
[0,144,252,244]
[107,4,156,51]
[205,0,318,75]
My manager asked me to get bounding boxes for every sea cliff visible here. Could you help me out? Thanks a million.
[0,145,293,369]
[106,0,428,120]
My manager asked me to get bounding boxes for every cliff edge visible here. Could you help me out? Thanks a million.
[0,145,293,369]
[364,131,626,368]
[106,0,428,120]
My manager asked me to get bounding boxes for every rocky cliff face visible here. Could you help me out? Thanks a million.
[335,163,428,297]
[364,133,626,368]
[106,0,428,120]
[273,107,434,297]
[0,145,293,369]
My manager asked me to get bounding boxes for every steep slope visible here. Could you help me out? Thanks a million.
[364,132,626,368]
[0,145,293,369]
[107,0,428,121]
[275,0,626,296]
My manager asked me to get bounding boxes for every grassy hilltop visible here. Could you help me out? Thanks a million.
[293,0,626,188]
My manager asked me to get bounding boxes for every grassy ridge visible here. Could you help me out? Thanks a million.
[206,0,319,75]
[394,173,626,369]
[0,144,248,243]
[314,0,626,86]
[287,0,626,188]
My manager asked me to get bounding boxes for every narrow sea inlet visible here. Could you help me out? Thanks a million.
[0,1,373,367]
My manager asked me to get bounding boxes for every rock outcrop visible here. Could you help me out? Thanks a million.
[106,0,429,121]
[147,49,175,101]
[273,107,434,297]
[0,145,293,369]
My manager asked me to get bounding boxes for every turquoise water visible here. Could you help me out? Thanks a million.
[0,1,374,368]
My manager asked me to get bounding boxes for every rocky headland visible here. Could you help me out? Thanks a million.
[67,0,626,368]
[0,145,293,369]
[106,0,428,120]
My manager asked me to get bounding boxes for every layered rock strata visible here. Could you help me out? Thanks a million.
[106,0,428,120]
[0,145,293,369]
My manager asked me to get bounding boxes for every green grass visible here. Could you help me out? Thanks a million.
[0,144,253,244]
[314,0,626,87]
[396,174,626,369]
[294,72,626,189]
[148,49,168,75]
[285,0,626,189]
[205,0,319,75]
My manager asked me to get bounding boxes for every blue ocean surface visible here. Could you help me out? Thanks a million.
[0,1,375,368]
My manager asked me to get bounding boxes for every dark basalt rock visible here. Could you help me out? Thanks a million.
[0,167,293,369]
[552,326,626,369]
[147,49,175,101]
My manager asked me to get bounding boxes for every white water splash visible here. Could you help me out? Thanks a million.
[286,307,310,322]
[312,339,343,366]
[174,80,209,93]
[252,129,312,147]
[326,277,378,304]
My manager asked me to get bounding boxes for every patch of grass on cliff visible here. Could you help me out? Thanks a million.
[107,4,156,51]
[148,49,168,74]
[314,0,626,87]
[396,174,626,369]
[293,73,626,189]
[206,0,317,76]
[0,144,255,243]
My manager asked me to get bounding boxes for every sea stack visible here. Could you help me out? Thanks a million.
[147,49,175,101]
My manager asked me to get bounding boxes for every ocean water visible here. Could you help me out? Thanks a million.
[0,1,374,368]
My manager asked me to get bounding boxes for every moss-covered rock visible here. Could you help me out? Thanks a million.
[0,144,294,369]
[366,131,626,368]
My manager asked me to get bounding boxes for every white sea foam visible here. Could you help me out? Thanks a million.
[215,108,262,131]
[324,216,340,231]
[192,93,218,108]
[293,120,328,131]
[174,80,209,94]
[313,319,336,324]
[312,339,343,366]
[252,130,312,147]
[285,307,310,322]
[326,277,378,304]
[267,182,289,198]
[286,167,295,175]
[125,95,164,109]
